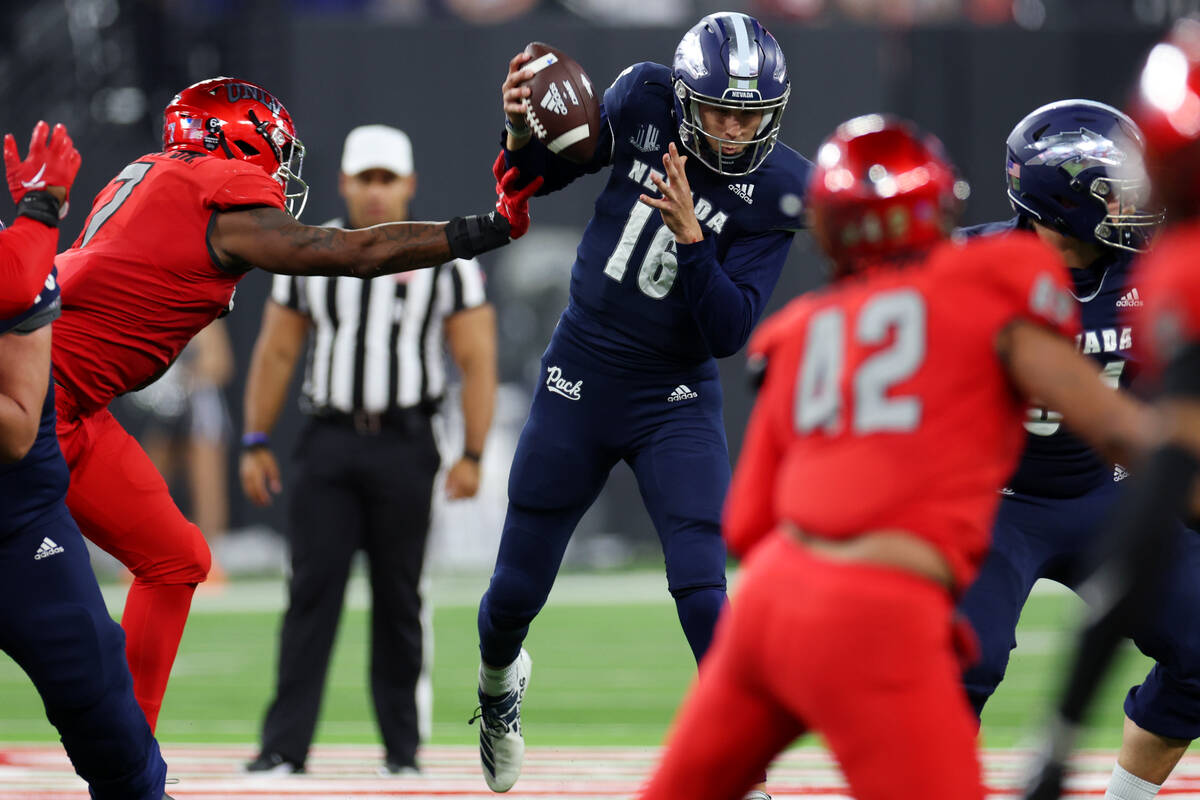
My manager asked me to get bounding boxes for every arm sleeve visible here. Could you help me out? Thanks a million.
[724,346,786,558]
[0,217,58,319]
[673,228,795,358]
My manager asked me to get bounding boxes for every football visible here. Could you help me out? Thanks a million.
[521,42,602,164]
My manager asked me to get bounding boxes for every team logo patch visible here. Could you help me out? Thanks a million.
[667,384,698,403]
[546,365,582,401]
[1113,464,1129,482]
[34,537,64,561]
[1116,288,1143,308]
[630,124,661,153]
[728,183,755,205]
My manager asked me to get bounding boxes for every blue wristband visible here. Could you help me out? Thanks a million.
[241,431,270,449]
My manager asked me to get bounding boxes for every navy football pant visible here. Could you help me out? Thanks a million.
[479,348,729,669]
[960,480,1200,740]
[0,505,166,800]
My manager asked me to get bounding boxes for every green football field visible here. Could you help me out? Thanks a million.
[0,570,1155,751]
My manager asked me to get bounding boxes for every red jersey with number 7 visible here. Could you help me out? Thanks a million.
[51,150,285,413]
[724,232,1079,590]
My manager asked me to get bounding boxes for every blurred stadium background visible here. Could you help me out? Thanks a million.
[0,0,1190,792]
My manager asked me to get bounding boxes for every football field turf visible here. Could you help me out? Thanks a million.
[0,570,1184,798]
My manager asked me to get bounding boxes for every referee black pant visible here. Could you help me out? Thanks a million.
[259,412,440,768]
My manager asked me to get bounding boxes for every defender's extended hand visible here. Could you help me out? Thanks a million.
[4,121,81,211]
[492,152,543,240]
[639,143,704,245]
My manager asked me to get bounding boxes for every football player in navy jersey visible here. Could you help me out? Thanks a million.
[955,100,1200,800]
[1,122,169,800]
[472,12,810,794]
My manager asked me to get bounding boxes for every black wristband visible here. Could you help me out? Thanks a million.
[462,449,483,464]
[16,191,61,228]
[446,211,511,260]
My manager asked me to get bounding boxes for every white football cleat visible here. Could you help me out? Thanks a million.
[471,648,532,793]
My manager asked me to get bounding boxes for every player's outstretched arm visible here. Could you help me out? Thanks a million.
[209,170,540,278]
[996,319,1158,467]
[210,207,467,278]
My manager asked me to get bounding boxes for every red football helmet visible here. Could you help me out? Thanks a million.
[163,77,308,218]
[807,114,965,277]
[1128,18,1200,220]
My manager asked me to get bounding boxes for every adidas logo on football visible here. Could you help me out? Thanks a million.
[667,384,699,403]
[34,536,64,560]
[1113,464,1129,482]
[541,84,569,116]
[1116,288,1143,308]
[728,183,755,205]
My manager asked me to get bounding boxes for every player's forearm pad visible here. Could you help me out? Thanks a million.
[446,211,511,260]
[15,191,60,228]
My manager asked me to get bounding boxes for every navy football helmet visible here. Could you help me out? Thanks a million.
[671,12,789,176]
[1005,99,1163,252]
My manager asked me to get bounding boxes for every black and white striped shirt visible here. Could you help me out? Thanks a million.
[271,224,486,414]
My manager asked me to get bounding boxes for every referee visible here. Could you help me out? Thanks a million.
[240,125,497,776]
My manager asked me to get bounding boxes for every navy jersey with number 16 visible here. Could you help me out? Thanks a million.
[504,61,812,373]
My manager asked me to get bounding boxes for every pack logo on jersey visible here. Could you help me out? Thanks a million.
[667,384,698,403]
[728,183,755,205]
[1116,288,1143,308]
[630,124,661,153]
[1113,464,1129,482]
[545,365,582,401]
[34,537,64,561]
[541,84,569,116]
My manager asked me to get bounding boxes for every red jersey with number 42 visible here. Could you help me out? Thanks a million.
[724,232,1078,590]
[51,150,285,412]
[1130,222,1200,377]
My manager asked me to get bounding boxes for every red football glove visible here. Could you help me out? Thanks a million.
[4,121,82,213]
[492,151,543,240]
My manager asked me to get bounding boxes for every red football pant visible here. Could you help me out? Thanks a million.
[639,531,983,800]
[55,387,211,732]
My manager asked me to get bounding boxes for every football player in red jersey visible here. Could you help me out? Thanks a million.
[1020,20,1200,800]
[635,116,1154,800]
[49,77,541,731]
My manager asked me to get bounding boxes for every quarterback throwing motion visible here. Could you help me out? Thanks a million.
[473,12,810,793]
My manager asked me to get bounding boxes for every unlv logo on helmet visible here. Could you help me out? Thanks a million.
[222,82,284,115]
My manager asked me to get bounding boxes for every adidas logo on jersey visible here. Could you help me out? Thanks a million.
[34,537,64,560]
[541,84,569,116]
[1113,464,1129,482]
[667,384,699,403]
[1115,288,1143,308]
[728,183,755,205]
